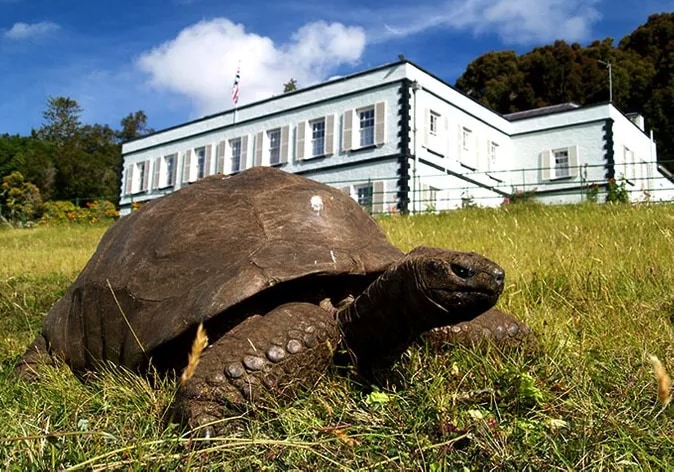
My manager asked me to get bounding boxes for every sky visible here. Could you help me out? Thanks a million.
[0,0,670,136]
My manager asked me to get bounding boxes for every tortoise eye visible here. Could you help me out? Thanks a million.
[451,263,475,280]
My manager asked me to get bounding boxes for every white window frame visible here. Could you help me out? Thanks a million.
[462,127,472,151]
[429,110,440,136]
[164,153,177,188]
[489,141,498,170]
[195,146,206,180]
[553,148,570,179]
[268,129,281,165]
[230,138,242,173]
[358,107,375,147]
[310,118,326,157]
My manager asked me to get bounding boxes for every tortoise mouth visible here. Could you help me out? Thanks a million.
[427,288,500,320]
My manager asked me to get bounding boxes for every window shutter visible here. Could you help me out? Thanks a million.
[182,150,192,183]
[443,116,449,155]
[240,135,249,170]
[296,121,306,160]
[204,144,212,176]
[255,132,263,166]
[375,101,386,146]
[540,150,552,181]
[216,141,226,173]
[568,145,579,177]
[280,125,289,163]
[342,110,353,151]
[124,165,133,194]
[423,108,430,148]
[457,125,463,159]
[373,181,385,214]
[152,157,161,189]
[325,114,335,156]
[141,160,150,191]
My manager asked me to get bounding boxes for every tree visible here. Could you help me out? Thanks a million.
[117,110,154,143]
[33,96,83,147]
[0,171,42,223]
[283,79,298,93]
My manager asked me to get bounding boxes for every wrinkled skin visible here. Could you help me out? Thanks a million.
[174,246,506,434]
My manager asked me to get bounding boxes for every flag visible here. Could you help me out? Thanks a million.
[232,64,240,105]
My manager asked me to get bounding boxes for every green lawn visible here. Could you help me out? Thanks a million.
[1,203,673,470]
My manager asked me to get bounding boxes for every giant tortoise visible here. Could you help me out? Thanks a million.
[16,167,528,432]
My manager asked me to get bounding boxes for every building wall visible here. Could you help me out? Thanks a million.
[120,65,409,214]
[120,60,674,214]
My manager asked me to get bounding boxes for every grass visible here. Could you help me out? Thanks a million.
[1,203,673,470]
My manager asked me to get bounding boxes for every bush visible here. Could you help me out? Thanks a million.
[40,200,118,225]
[0,171,43,224]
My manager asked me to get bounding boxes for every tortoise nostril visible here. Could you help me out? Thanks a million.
[493,268,505,285]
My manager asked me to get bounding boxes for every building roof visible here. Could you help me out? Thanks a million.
[504,103,581,121]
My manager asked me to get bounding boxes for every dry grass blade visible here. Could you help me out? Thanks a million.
[649,355,672,407]
[181,323,208,385]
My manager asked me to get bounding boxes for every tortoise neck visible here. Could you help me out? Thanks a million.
[336,259,437,374]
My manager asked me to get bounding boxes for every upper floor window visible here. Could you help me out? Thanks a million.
[165,154,176,187]
[359,107,375,147]
[462,127,472,151]
[311,118,325,157]
[195,146,206,179]
[489,142,498,168]
[230,138,242,173]
[429,111,440,136]
[268,129,281,165]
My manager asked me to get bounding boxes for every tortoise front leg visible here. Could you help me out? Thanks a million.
[422,309,534,349]
[175,302,339,436]
[15,334,55,381]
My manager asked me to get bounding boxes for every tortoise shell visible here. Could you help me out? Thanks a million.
[42,167,403,372]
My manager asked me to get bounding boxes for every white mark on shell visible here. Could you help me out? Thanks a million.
[310,195,324,214]
[330,250,336,263]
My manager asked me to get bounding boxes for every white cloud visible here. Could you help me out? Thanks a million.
[4,21,60,40]
[369,0,601,45]
[137,18,365,117]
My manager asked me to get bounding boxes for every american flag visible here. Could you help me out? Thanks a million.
[231,64,240,105]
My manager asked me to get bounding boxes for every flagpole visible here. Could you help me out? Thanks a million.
[232,61,240,124]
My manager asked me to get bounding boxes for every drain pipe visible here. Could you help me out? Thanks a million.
[411,80,422,213]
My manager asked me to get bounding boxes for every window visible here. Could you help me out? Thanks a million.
[165,154,176,187]
[429,111,440,136]
[553,149,570,178]
[462,127,472,151]
[230,138,242,173]
[195,147,206,179]
[311,119,326,157]
[268,129,281,165]
[355,184,373,212]
[489,142,498,169]
[359,107,375,147]
[136,162,146,192]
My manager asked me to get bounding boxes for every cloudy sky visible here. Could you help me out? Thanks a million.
[0,0,669,136]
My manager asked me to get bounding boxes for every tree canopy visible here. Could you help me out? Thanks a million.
[0,96,153,219]
[454,13,674,169]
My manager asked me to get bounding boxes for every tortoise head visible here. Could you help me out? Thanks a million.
[407,246,505,326]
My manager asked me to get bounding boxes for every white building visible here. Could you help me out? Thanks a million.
[120,60,674,215]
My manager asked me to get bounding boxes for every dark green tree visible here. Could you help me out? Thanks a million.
[117,110,154,143]
[283,78,298,93]
[33,96,83,147]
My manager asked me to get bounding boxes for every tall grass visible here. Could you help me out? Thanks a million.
[1,204,673,470]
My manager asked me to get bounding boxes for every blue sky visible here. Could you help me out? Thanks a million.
[0,0,670,136]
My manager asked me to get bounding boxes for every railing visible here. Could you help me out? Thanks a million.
[324,159,674,215]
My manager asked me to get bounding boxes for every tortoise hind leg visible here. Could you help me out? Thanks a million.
[15,334,56,381]
[175,302,339,436]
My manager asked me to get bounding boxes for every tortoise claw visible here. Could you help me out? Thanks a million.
[422,308,535,349]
